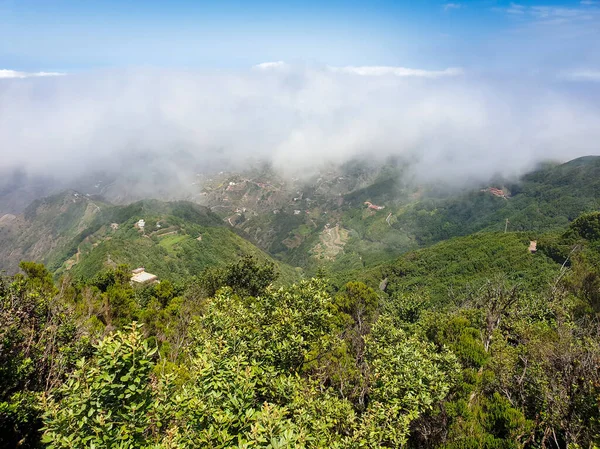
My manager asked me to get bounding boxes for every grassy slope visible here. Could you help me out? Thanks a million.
[0,191,111,273]
[64,214,298,283]
[391,156,600,246]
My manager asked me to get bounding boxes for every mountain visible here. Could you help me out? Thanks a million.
[389,155,600,244]
[2,160,600,449]
[194,156,600,271]
[0,191,110,274]
[2,156,600,279]
[0,190,297,282]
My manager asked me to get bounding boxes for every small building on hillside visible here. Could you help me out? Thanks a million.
[136,219,145,230]
[131,267,158,284]
[528,241,537,253]
[364,201,385,211]
[482,187,509,199]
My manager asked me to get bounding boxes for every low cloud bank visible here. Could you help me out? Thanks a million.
[0,69,65,79]
[1,64,599,187]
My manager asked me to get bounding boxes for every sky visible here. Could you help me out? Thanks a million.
[1,0,599,73]
[1,0,600,188]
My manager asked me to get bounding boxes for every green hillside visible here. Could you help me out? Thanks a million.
[310,156,600,271]
[339,231,560,304]
[0,191,111,273]
[3,157,600,282]
[62,213,296,282]
[2,162,600,448]
[390,156,600,245]
[0,192,298,283]
[3,211,600,448]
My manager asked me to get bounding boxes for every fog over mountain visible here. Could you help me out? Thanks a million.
[1,63,600,203]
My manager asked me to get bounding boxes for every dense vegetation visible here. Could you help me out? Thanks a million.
[2,158,600,448]
[389,156,600,246]
[2,209,600,448]
[356,232,561,305]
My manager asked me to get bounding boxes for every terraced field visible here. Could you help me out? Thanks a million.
[312,224,349,260]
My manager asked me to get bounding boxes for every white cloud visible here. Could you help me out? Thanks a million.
[0,65,598,188]
[328,65,464,78]
[530,6,587,20]
[255,63,464,79]
[253,61,289,70]
[500,2,600,25]
[561,69,600,81]
[506,3,526,14]
[443,3,462,11]
[0,69,65,79]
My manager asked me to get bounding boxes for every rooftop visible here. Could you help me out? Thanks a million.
[131,270,158,284]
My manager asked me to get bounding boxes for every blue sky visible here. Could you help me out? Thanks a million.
[1,0,598,73]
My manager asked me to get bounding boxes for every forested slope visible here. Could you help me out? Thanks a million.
[389,156,600,246]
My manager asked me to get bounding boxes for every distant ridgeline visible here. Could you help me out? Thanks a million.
[222,155,600,270]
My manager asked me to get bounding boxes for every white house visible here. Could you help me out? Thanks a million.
[131,268,158,284]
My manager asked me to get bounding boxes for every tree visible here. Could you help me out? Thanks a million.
[0,265,86,449]
[569,212,600,242]
[198,255,278,298]
[42,323,160,449]
[357,317,460,447]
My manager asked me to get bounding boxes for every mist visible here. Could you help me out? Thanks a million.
[1,64,600,202]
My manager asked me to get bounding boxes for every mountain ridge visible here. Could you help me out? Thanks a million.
[2,155,600,279]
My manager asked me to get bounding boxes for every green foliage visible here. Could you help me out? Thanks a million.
[3,191,600,448]
[19,261,58,295]
[42,323,159,449]
[422,312,488,369]
[442,392,531,449]
[390,156,600,247]
[0,265,88,448]
[366,232,560,305]
[65,218,291,284]
[198,255,279,298]
[333,281,379,329]
[386,292,431,325]
[38,274,462,448]
[169,342,306,448]
[360,317,460,447]
[569,211,600,241]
